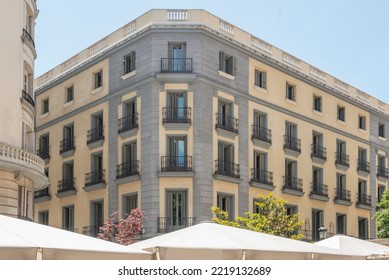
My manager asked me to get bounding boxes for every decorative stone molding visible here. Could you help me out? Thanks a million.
[0,143,45,170]
[61,55,79,71]
[334,79,349,92]
[251,36,272,54]
[357,90,370,101]
[124,20,137,35]
[167,10,188,21]
[309,66,326,81]
[219,19,234,35]
[37,70,54,87]
[213,89,218,97]
[87,37,109,57]
[282,52,301,69]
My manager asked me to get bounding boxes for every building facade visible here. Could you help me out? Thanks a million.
[34,9,388,240]
[0,0,48,220]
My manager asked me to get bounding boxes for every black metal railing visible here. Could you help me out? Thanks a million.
[377,166,389,178]
[215,113,238,133]
[82,225,101,237]
[334,187,351,201]
[161,58,193,73]
[37,147,50,160]
[161,156,193,172]
[118,114,138,133]
[283,176,303,192]
[335,152,350,167]
[311,144,327,160]
[85,169,105,187]
[357,193,372,206]
[22,28,35,48]
[87,126,104,144]
[310,182,328,197]
[157,217,196,233]
[57,178,76,193]
[252,125,272,143]
[34,188,50,199]
[283,135,301,152]
[116,161,140,179]
[22,90,35,107]
[60,138,75,154]
[251,169,273,185]
[357,159,370,173]
[215,160,240,178]
[162,107,191,123]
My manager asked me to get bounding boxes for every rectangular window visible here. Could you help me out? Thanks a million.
[62,205,75,231]
[358,217,368,240]
[358,115,366,130]
[379,123,385,138]
[313,95,322,112]
[254,70,267,89]
[337,105,345,121]
[312,209,324,241]
[94,71,103,89]
[90,201,104,237]
[166,190,187,229]
[42,98,49,114]
[62,161,74,191]
[123,51,136,74]
[38,134,50,159]
[217,193,234,220]
[285,159,297,183]
[336,213,347,235]
[378,185,386,203]
[38,210,49,225]
[219,51,235,75]
[217,141,235,174]
[122,193,138,218]
[66,85,74,103]
[286,83,296,101]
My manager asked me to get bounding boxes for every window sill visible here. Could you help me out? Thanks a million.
[121,70,136,80]
[285,98,297,106]
[63,100,74,108]
[218,70,235,80]
[337,119,346,125]
[379,136,386,141]
[40,112,49,119]
[312,109,323,116]
[254,85,268,94]
[358,128,367,134]
[91,86,103,95]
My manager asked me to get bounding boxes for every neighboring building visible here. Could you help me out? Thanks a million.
[0,0,48,220]
[34,9,387,240]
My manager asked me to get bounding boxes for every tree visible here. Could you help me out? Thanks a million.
[373,190,389,238]
[212,192,304,240]
[98,208,144,245]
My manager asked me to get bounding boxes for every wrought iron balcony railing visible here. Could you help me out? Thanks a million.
[34,187,50,199]
[22,28,35,48]
[357,193,372,206]
[22,90,35,107]
[357,159,370,173]
[335,152,350,167]
[118,114,138,133]
[116,161,140,179]
[161,156,193,172]
[215,113,238,133]
[377,166,388,178]
[251,125,272,143]
[283,176,303,192]
[87,126,104,144]
[310,182,328,197]
[157,217,196,233]
[37,147,50,160]
[283,135,301,153]
[85,169,105,186]
[82,225,101,237]
[162,107,191,123]
[161,58,193,73]
[57,178,76,193]
[214,160,240,178]
[334,187,351,201]
[251,169,273,185]
[311,144,327,160]
[59,137,75,154]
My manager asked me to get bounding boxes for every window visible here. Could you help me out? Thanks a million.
[312,167,323,190]
[90,201,104,237]
[336,139,348,166]
[123,51,136,74]
[217,100,236,132]
[122,193,138,218]
[62,205,75,231]
[337,105,345,122]
[285,159,298,187]
[42,98,49,114]
[312,132,325,158]
[253,111,270,142]
[167,42,187,72]
[219,51,235,75]
[62,161,74,189]
[379,123,385,138]
[378,185,386,203]
[166,92,187,122]
[358,115,366,130]
[94,71,103,89]
[286,83,296,101]
[61,124,74,152]
[38,134,50,160]
[217,193,234,220]
[358,217,368,240]
[88,153,103,185]
[38,211,49,225]
[165,136,187,170]
[166,190,187,229]
[312,209,324,241]
[217,141,235,175]
[66,85,74,103]
[254,70,267,89]
[88,113,104,144]
[117,141,138,178]
[336,213,347,235]
[253,151,268,182]
[313,95,322,112]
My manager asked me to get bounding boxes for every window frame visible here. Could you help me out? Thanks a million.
[94,70,103,89]
[254,69,267,89]
[337,105,346,122]
[379,123,385,138]
[123,51,136,75]
[42,98,49,114]
[219,51,235,76]
[286,82,296,101]
[358,115,366,130]
[66,85,74,103]
[313,95,322,112]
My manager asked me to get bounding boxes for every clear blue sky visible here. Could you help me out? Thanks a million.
[35,0,389,103]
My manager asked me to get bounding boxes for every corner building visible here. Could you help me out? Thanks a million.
[34,9,388,240]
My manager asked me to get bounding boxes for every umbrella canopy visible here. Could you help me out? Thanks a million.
[316,235,389,257]
[129,222,359,260]
[0,214,151,260]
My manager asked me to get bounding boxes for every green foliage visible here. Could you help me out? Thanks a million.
[373,190,389,238]
[212,192,304,240]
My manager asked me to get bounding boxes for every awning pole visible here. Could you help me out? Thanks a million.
[36,248,43,260]
[242,250,246,260]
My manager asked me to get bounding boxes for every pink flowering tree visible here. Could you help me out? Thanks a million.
[98,208,145,245]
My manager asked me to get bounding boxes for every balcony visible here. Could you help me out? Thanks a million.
[57,178,76,198]
[335,152,349,169]
[36,147,50,161]
[282,176,304,196]
[357,159,370,176]
[118,114,138,137]
[34,187,51,203]
[356,193,372,209]
[22,90,35,107]
[250,169,274,190]
[162,107,191,130]
[309,182,329,201]
[161,58,193,73]
[251,125,272,149]
[87,126,104,146]
[157,217,196,233]
[22,28,35,48]
[283,135,301,156]
[377,166,388,180]
[84,169,105,191]
[116,161,140,179]
[161,156,193,172]
[59,138,75,156]
[82,225,100,237]
[215,113,238,138]
[214,160,240,180]
[334,187,352,206]
[311,144,327,163]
